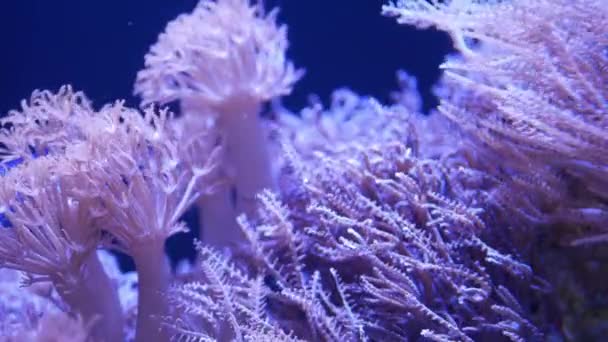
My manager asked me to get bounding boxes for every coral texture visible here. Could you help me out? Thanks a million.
[0,0,606,341]
[383,0,608,242]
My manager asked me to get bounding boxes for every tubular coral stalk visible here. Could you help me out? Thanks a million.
[178,99,237,245]
[218,99,276,217]
[134,0,302,245]
[194,99,275,247]
[132,241,171,342]
[195,100,272,246]
[54,253,124,342]
[198,188,241,247]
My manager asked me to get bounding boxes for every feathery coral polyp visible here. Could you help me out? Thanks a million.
[74,103,222,342]
[0,88,125,342]
[134,0,301,107]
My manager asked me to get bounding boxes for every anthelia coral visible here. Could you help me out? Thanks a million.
[1,0,607,341]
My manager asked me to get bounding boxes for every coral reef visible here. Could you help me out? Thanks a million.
[1,0,606,341]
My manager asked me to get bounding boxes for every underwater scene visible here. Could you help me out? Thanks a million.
[0,0,607,341]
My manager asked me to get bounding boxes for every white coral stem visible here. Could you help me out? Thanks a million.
[132,241,171,342]
[219,100,276,217]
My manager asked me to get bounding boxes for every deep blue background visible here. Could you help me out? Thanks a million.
[0,0,452,114]
[0,0,453,268]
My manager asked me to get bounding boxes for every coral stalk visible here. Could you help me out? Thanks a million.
[132,242,172,342]
[197,98,275,246]
[198,189,240,246]
[218,99,275,218]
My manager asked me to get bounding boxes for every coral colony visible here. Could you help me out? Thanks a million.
[0,0,606,341]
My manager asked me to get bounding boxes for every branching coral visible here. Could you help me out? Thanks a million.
[234,94,546,341]
[159,87,562,341]
[382,0,608,337]
[165,244,304,342]
[383,0,608,243]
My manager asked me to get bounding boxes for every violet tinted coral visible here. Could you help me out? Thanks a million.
[0,268,91,342]
[384,0,608,243]
[2,0,608,340]
[232,94,546,341]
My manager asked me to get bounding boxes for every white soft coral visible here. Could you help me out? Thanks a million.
[135,0,303,248]
[0,88,124,342]
[134,0,302,107]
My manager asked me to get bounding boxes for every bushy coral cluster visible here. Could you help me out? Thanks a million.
[384,0,608,243]
[1,0,607,341]
[0,86,221,341]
